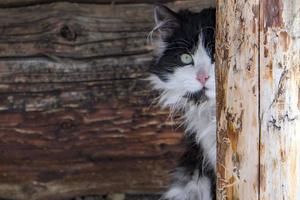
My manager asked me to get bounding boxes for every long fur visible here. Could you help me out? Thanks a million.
[148,6,216,200]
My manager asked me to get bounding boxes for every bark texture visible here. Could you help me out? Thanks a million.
[0,1,215,200]
[216,0,300,199]
[259,0,300,199]
[216,0,260,199]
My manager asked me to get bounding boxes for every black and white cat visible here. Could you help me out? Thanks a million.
[148,5,216,200]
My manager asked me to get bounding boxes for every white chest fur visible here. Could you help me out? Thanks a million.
[184,101,216,169]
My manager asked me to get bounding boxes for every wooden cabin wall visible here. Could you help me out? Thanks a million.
[0,1,215,200]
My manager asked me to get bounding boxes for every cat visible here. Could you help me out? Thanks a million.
[148,5,216,200]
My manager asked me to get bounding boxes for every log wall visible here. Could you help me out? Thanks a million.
[0,1,215,200]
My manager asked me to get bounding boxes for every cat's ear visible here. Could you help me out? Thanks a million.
[154,5,179,40]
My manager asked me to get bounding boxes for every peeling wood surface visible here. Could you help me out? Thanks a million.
[259,0,300,199]
[217,0,300,199]
[216,0,260,199]
[0,1,215,200]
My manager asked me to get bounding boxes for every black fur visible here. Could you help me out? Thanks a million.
[179,134,216,200]
[150,7,216,82]
[149,6,216,200]
[164,133,216,200]
[185,89,208,104]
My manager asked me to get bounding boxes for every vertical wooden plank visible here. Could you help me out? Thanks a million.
[216,0,260,199]
[259,0,300,199]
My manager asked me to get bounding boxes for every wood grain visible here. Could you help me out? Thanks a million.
[216,0,300,199]
[259,0,300,199]
[0,1,214,200]
[216,0,260,199]
[0,0,215,8]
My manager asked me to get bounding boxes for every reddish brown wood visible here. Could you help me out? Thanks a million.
[0,1,216,200]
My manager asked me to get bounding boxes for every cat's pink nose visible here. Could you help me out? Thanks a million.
[197,73,209,85]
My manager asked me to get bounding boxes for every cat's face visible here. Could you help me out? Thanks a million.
[149,6,216,108]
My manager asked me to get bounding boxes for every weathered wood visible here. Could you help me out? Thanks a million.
[0,2,211,59]
[216,0,260,199]
[217,0,300,199]
[259,0,300,199]
[0,1,214,200]
[0,0,215,8]
[0,0,175,8]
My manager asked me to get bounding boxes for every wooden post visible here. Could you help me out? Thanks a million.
[259,0,300,199]
[216,0,260,199]
[216,0,300,199]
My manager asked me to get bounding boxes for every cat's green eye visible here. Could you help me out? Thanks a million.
[180,53,193,65]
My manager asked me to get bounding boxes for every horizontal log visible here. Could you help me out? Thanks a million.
[0,1,216,199]
[0,0,174,8]
[0,0,215,8]
[0,2,212,58]
[0,56,151,84]
[0,76,185,200]
[0,159,178,200]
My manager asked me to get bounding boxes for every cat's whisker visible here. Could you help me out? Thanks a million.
[175,39,192,46]
[148,5,216,200]
[163,46,191,53]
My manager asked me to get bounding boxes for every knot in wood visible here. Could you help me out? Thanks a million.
[60,119,75,130]
[60,25,77,41]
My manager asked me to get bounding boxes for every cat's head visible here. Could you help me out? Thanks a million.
[148,5,216,109]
